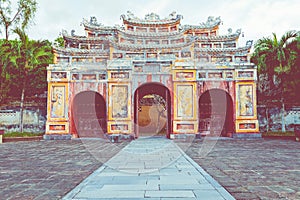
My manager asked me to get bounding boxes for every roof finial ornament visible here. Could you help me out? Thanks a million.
[71,30,75,36]
[246,40,253,47]
[145,12,160,21]
[215,16,221,24]
[90,16,98,25]
[201,16,222,27]
[169,11,176,19]
[168,11,183,20]
[126,11,135,20]
[236,29,242,35]
[207,16,214,25]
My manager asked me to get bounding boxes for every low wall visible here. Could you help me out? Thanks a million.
[258,106,300,132]
[2,105,300,134]
[0,108,46,133]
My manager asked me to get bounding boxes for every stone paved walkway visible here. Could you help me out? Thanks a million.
[0,137,299,199]
[185,138,300,200]
[0,139,127,200]
[63,137,234,200]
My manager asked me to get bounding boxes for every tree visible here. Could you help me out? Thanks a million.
[283,35,300,105]
[0,0,37,40]
[12,28,53,132]
[0,39,23,105]
[252,31,300,132]
[54,35,65,47]
[0,39,15,104]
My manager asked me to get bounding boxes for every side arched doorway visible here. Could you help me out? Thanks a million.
[72,91,107,138]
[199,89,234,137]
[134,83,171,138]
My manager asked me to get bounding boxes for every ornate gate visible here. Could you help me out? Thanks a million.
[72,91,107,137]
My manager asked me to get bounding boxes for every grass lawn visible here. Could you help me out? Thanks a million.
[262,131,295,137]
[3,132,44,138]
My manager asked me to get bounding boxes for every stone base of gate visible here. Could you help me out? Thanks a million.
[232,133,262,139]
[107,134,135,143]
[170,133,201,140]
[43,134,72,140]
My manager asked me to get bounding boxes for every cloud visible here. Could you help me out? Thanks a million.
[242,0,300,41]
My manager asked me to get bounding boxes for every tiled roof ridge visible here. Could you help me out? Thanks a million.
[109,36,195,50]
[62,28,241,43]
[117,28,184,38]
[82,12,221,30]
[53,46,109,55]
[120,11,182,25]
[62,30,110,41]
[194,45,251,54]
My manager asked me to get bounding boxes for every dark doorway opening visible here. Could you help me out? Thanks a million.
[199,89,234,137]
[72,91,107,137]
[134,83,171,138]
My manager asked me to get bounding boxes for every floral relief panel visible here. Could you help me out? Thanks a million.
[177,85,193,118]
[51,86,65,118]
[112,85,128,118]
[238,84,254,117]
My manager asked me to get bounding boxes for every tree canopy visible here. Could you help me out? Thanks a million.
[0,31,53,132]
[0,0,37,40]
[252,30,300,131]
[251,30,300,106]
[0,35,53,105]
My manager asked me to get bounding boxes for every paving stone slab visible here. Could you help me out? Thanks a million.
[86,199,160,200]
[74,190,145,199]
[63,138,234,200]
[145,190,195,198]
[101,184,159,191]
[185,139,300,200]
[160,183,216,190]
[193,190,226,200]
[159,176,200,185]
[161,198,197,200]
[1,137,299,200]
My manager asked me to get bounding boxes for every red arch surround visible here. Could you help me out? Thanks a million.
[199,89,234,137]
[72,91,107,138]
[134,82,171,138]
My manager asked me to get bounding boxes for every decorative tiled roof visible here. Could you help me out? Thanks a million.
[120,11,182,25]
[194,46,251,54]
[81,17,117,32]
[53,46,109,56]
[62,30,109,42]
[117,27,184,38]
[195,29,241,42]
[56,12,253,59]
[117,34,189,45]
[109,36,196,50]
[62,28,240,45]
[48,63,107,71]
[195,62,255,69]
[82,13,221,30]
[182,16,221,30]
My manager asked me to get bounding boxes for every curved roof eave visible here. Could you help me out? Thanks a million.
[53,46,109,56]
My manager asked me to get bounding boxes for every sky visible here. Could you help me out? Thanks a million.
[7,0,300,46]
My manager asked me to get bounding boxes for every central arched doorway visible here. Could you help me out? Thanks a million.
[134,83,171,138]
[199,89,234,137]
[72,91,107,138]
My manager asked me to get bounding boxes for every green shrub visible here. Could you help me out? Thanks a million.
[262,131,295,137]
[3,132,44,138]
